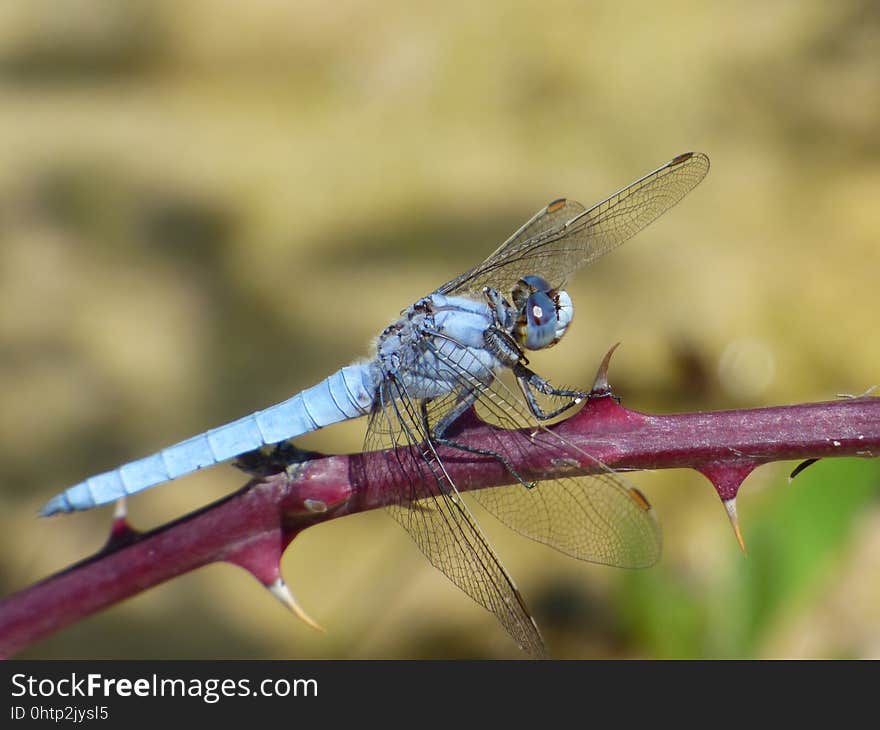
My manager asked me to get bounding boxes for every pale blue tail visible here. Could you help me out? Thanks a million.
[41,363,380,516]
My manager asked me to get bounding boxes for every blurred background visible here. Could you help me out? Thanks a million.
[2,0,879,659]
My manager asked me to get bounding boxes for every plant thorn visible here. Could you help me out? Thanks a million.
[268,578,324,633]
[591,342,621,395]
[836,385,877,399]
[789,458,820,482]
[723,498,747,556]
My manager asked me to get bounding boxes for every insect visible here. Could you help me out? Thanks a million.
[42,152,710,654]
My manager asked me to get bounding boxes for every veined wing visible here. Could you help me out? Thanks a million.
[364,367,546,656]
[421,336,662,570]
[436,152,709,299]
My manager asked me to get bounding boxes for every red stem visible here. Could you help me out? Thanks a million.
[1,395,878,657]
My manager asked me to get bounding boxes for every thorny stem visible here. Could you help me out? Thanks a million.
[0,388,878,658]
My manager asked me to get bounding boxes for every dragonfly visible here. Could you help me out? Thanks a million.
[42,151,710,655]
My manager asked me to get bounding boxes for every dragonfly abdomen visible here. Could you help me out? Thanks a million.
[40,363,380,516]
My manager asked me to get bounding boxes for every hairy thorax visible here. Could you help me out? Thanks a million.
[374,293,503,400]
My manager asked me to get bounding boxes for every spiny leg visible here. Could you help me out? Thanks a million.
[514,363,589,421]
[423,393,538,490]
[483,324,587,421]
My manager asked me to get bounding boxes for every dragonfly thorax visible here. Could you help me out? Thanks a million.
[373,294,504,397]
[507,275,573,351]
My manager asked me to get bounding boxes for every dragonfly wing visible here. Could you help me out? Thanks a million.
[365,374,546,656]
[421,338,662,569]
[471,474,661,569]
[436,152,709,299]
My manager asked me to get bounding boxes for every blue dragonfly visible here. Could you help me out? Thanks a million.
[42,152,710,654]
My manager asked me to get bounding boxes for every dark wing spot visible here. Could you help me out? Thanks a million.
[669,152,694,166]
[546,198,567,213]
[628,487,652,511]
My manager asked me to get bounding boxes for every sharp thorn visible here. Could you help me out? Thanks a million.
[591,342,621,394]
[836,385,877,399]
[113,497,128,520]
[102,497,142,551]
[268,578,325,633]
[789,458,820,482]
[723,498,747,556]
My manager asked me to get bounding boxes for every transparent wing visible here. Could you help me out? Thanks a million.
[436,152,709,298]
[471,475,660,569]
[361,153,697,651]
[364,369,546,657]
[421,337,662,569]
[362,339,660,654]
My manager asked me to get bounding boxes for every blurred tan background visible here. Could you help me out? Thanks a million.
[2,0,879,658]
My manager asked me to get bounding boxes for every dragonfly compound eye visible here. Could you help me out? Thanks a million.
[511,275,553,311]
[516,289,559,350]
[554,289,573,343]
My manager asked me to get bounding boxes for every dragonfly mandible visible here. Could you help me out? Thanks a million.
[42,152,710,655]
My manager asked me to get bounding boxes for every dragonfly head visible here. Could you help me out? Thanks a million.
[511,275,573,351]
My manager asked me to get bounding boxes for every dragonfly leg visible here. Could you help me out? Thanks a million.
[425,397,537,490]
[234,441,317,476]
[514,363,589,421]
